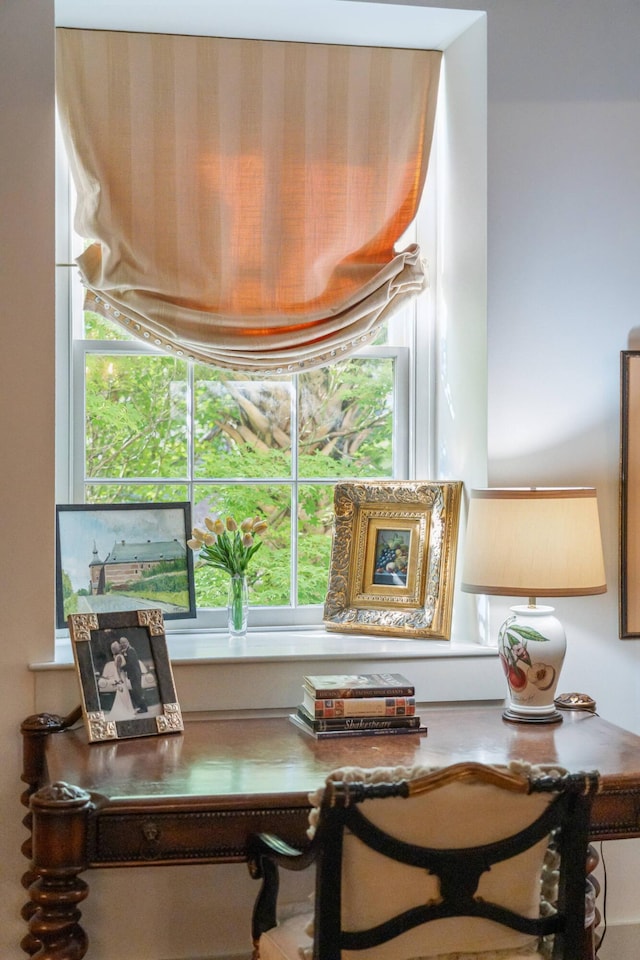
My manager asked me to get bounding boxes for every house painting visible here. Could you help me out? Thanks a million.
[89,538,186,595]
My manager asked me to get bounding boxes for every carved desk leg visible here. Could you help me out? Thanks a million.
[20,709,82,957]
[584,843,601,960]
[28,781,93,960]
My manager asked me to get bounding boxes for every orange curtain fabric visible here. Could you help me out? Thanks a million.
[56,29,441,372]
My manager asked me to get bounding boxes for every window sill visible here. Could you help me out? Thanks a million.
[31,627,503,715]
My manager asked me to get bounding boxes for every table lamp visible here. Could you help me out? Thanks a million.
[461,488,606,724]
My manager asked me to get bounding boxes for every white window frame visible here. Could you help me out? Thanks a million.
[54,91,439,638]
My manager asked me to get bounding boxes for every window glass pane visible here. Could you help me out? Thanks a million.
[298,358,394,479]
[85,484,189,503]
[194,367,292,479]
[84,308,134,340]
[85,354,188,479]
[372,322,388,345]
[298,483,334,605]
[193,483,291,607]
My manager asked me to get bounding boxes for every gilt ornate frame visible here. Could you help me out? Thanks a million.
[68,608,183,742]
[323,481,462,640]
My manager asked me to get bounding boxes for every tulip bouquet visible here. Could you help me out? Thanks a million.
[188,515,268,636]
[188,515,268,577]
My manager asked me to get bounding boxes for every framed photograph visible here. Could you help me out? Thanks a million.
[323,480,462,640]
[68,608,183,742]
[620,351,640,637]
[56,502,196,629]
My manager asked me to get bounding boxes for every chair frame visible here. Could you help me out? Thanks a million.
[248,762,600,960]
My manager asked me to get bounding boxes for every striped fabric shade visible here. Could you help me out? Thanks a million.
[56,29,441,372]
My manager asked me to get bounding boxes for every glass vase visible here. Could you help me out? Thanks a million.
[227,574,249,640]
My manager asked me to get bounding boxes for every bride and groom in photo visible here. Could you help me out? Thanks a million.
[101,635,153,721]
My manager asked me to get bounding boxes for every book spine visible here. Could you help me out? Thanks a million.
[298,711,421,732]
[311,725,426,740]
[308,696,416,718]
[303,684,415,699]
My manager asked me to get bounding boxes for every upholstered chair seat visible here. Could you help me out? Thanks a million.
[248,762,599,960]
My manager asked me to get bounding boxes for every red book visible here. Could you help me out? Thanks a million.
[302,690,416,719]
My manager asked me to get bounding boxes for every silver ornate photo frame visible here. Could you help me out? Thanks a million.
[323,481,462,640]
[68,608,183,742]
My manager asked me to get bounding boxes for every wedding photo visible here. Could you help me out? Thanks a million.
[93,626,161,722]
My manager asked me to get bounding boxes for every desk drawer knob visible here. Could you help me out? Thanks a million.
[141,820,161,859]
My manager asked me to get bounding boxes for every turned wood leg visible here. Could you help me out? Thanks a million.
[584,843,601,960]
[20,709,82,956]
[28,780,93,960]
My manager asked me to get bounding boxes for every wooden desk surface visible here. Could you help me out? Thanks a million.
[20,704,640,959]
[39,705,640,839]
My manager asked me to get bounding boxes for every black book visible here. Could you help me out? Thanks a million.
[289,712,427,740]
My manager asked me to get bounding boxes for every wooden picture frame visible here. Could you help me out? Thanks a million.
[56,501,196,629]
[620,351,640,637]
[323,480,462,640]
[68,608,183,742]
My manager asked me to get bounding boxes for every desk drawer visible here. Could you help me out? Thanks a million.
[89,804,311,866]
[591,790,640,840]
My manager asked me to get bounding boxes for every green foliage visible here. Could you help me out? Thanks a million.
[84,316,395,610]
[133,570,189,593]
[61,569,74,601]
[297,535,332,605]
[85,310,135,341]
[139,559,187,579]
[85,354,188,479]
[118,584,191,606]
[85,484,188,504]
[63,593,79,617]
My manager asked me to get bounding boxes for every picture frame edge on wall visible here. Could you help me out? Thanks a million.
[620,350,640,638]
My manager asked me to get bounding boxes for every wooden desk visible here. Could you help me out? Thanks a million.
[20,704,640,959]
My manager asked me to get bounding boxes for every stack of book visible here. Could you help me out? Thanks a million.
[289,673,427,739]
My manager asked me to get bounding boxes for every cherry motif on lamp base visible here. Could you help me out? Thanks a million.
[498,605,566,724]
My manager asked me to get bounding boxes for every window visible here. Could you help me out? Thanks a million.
[56,133,431,633]
[50,2,489,662]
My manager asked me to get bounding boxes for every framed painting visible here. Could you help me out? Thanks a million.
[68,608,183,742]
[620,351,640,637]
[323,480,462,640]
[56,501,196,629]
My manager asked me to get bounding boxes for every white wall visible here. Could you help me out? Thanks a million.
[2,1,640,958]
[423,0,640,954]
[0,2,55,959]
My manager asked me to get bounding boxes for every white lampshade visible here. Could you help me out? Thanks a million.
[461,487,606,600]
[461,488,606,724]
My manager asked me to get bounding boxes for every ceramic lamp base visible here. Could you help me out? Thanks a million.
[503,706,563,724]
[498,604,567,725]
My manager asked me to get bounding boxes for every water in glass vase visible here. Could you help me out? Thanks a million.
[228,574,248,639]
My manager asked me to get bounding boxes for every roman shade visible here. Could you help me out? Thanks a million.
[56,29,441,372]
